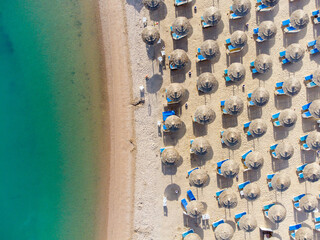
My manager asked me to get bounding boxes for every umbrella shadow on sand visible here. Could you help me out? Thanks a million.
[164,183,181,201]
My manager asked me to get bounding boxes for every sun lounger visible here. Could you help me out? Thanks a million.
[188,167,199,175]
[170,26,185,40]
[217,159,228,174]
[235,212,246,224]
[250,61,258,74]
[182,229,194,238]
[225,38,231,44]
[307,81,317,88]
[308,40,317,48]
[314,17,320,24]
[227,44,242,54]
[216,189,225,197]
[289,223,302,239]
[220,101,228,114]
[212,219,224,229]
[293,193,305,202]
[201,16,212,28]
[181,198,188,210]
[312,10,320,16]
[257,4,272,12]
[229,6,242,19]
[270,144,278,158]
[267,174,275,188]
[241,150,253,160]
[175,0,189,6]
[311,48,320,54]
[302,111,312,118]
[263,203,275,218]
[253,28,265,42]
[162,111,175,121]
[238,181,250,197]
[224,69,232,82]
[197,48,206,62]
[315,223,320,231]
[302,102,312,111]
[243,122,252,136]
[247,93,255,106]
[315,216,320,223]
[187,190,196,201]
[297,164,307,179]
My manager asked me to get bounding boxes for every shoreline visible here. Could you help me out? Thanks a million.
[96,0,135,239]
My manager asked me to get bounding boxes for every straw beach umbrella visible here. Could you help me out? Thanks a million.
[227,63,246,82]
[274,142,294,160]
[285,44,304,63]
[243,183,261,200]
[295,227,313,240]
[169,49,189,69]
[303,163,320,182]
[230,30,247,48]
[197,72,218,93]
[271,173,291,192]
[221,160,240,178]
[219,189,238,208]
[222,128,241,147]
[261,0,279,7]
[225,96,244,115]
[246,152,264,170]
[143,0,161,10]
[283,77,301,96]
[141,26,160,45]
[186,200,205,218]
[300,194,318,213]
[306,131,320,150]
[249,119,267,137]
[278,109,297,127]
[215,223,234,240]
[239,214,257,232]
[166,83,184,103]
[268,204,286,223]
[251,87,270,106]
[184,233,201,240]
[164,115,182,132]
[316,36,320,53]
[191,137,210,155]
[258,21,277,40]
[203,7,222,26]
[254,54,272,73]
[189,168,209,186]
[200,40,220,60]
[232,0,251,17]
[194,105,215,125]
[312,68,320,87]
[290,10,309,30]
[310,100,320,118]
[161,148,179,165]
[172,17,191,36]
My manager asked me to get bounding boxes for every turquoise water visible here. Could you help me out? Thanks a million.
[0,1,104,239]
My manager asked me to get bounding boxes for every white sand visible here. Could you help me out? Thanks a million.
[124,0,320,239]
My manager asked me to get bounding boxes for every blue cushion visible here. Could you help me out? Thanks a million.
[282,19,290,26]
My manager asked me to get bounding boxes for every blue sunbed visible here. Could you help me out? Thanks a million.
[238,181,250,190]
[307,81,317,88]
[272,112,280,119]
[217,159,228,168]
[188,167,199,175]
[244,122,251,129]
[315,223,320,231]
[197,54,205,61]
[311,48,319,54]
[216,189,225,197]
[313,10,320,16]
[293,194,305,202]
[253,28,259,35]
[305,74,313,81]
[212,219,224,228]
[242,150,252,160]
[226,38,231,44]
[162,111,175,121]
[279,51,286,57]
[282,19,290,26]
[302,111,312,118]
[263,203,275,210]
[276,89,285,95]
[315,216,320,222]
[308,40,316,47]
[270,143,278,150]
[182,229,194,238]
[235,212,246,221]
[282,58,290,64]
[297,164,307,172]
[302,102,312,111]
[267,174,275,180]
[187,190,196,201]
[289,224,302,231]
[181,198,188,210]
[221,101,225,107]
[300,135,308,142]
[276,82,284,88]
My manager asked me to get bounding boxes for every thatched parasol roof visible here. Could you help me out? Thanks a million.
[303,163,320,182]
[186,200,205,218]
[189,168,209,186]
[268,204,286,223]
[271,172,291,192]
[164,115,182,132]
[172,17,191,36]
[295,227,313,240]
[248,119,267,137]
[290,10,309,30]
[282,77,301,96]
[274,142,294,160]
[225,96,244,116]
[194,105,215,125]
[215,223,234,240]
[246,152,264,170]
[306,131,320,151]
[221,160,240,178]
[285,44,304,63]
[191,137,210,155]
[197,72,218,93]
[251,87,270,106]
[312,68,320,87]
[309,99,320,118]
[143,0,161,10]
[169,49,189,69]
[300,194,318,213]
[219,189,238,208]
[243,183,261,200]
[258,21,277,40]
[227,63,246,82]
[161,147,179,165]
[230,30,247,48]
[261,0,279,7]
[316,36,320,52]
[184,233,201,240]
[141,26,160,45]
[203,7,222,26]
[278,109,297,127]
[200,40,220,60]
[238,214,257,232]
[166,83,184,103]
[254,54,272,73]
[222,128,241,147]
[232,0,251,16]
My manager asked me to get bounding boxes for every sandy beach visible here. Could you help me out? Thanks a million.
[99,0,320,239]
